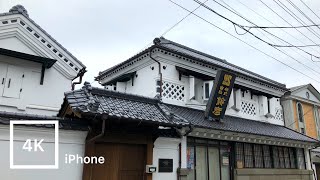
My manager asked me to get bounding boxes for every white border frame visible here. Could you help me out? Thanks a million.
[10,120,59,169]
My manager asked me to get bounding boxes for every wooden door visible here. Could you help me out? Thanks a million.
[316,164,320,180]
[0,62,7,95]
[91,143,146,180]
[3,65,24,98]
[119,144,146,180]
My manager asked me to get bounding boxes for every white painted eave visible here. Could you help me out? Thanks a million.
[0,14,84,79]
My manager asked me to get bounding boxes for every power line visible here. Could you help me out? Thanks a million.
[214,0,320,70]
[286,0,320,30]
[258,0,320,49]
[299,0,320,23]
[161,0,208,37]
[137,0,208,54]
[193,0,320,76]
[285,0,320,52]
[274,0,320,41]
[286,105,314,128]
[167,0,320,84]
[235,0,320,62]
[209,0,320,56]
[244,24,320,29]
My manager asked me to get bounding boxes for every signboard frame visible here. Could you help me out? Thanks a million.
[205,70,236,121]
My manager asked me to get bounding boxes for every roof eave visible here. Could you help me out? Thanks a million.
[0,11,86,69]
[0,48,56,68]
[97,44,287,91]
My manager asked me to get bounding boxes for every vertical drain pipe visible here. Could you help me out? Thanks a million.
[149,48,162,97]
[85,119,106,180]
[86,119,106,143]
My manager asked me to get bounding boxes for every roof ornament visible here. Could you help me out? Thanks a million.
[9,5,29,17]
[153,37,161,45]
[87,100,100,112]
[81,81,101,113]
[83,81,92,91]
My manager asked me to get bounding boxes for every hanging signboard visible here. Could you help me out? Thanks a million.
[205,70,236,121]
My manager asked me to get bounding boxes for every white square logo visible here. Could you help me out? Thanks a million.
[10,120,59,169]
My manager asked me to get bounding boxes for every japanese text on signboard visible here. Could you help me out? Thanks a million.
[205,70,236,120]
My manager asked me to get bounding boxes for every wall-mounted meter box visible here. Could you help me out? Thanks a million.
[146,165,157,173]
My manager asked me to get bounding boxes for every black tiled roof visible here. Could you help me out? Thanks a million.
[63,83,318,143]
[0,111,89,131]
[167,104,318,143]
[63,82,189,127]
[154,37,286,89]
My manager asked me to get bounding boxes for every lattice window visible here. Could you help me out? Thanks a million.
[240,100,257,116]
[274,108,283,121]
[162,81,185,101]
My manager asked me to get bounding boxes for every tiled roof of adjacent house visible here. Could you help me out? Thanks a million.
[166,104,318,143]
[62,82,190,127]
[62,83,317,143]
[0,111,89,131]
[96,37,286,90]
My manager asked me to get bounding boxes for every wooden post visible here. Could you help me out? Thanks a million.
[146,136,153,180]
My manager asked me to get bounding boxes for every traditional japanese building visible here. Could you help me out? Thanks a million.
[0,5,88,179]
[282,84,320,180]
[61,37,319,180]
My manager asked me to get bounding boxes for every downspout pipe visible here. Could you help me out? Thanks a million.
[86,119,106,143]
[72,68,87,90]
[184,124,194,136]
[149,48,163,97]
[174,124,194,138]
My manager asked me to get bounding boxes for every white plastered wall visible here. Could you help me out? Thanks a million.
[0,55,70,115]
[153,137,181,180]
[0,125,87,180]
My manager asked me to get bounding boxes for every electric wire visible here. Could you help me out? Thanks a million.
[286,106,314,128]
[214,0,320,71]
[167,0,320,84]
[258,0,320,50]
[299,0,320,23]
[137,0,208,54]
[236,0,320,62]
[193,0,320,76]
[286,0,320,31]
[274,0,320,41]
[285,0,320,55]
[243,24,320,29]
[161,0,208,37]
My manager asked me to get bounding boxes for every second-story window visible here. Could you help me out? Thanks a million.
[203,81,213,100]
[297,102,304,123]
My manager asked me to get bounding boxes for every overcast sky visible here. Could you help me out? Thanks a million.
[1,0,320,91]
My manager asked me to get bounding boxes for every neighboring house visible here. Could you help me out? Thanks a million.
[0,5,88,180]
[282,84,320,180]
[60,37,319,180]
